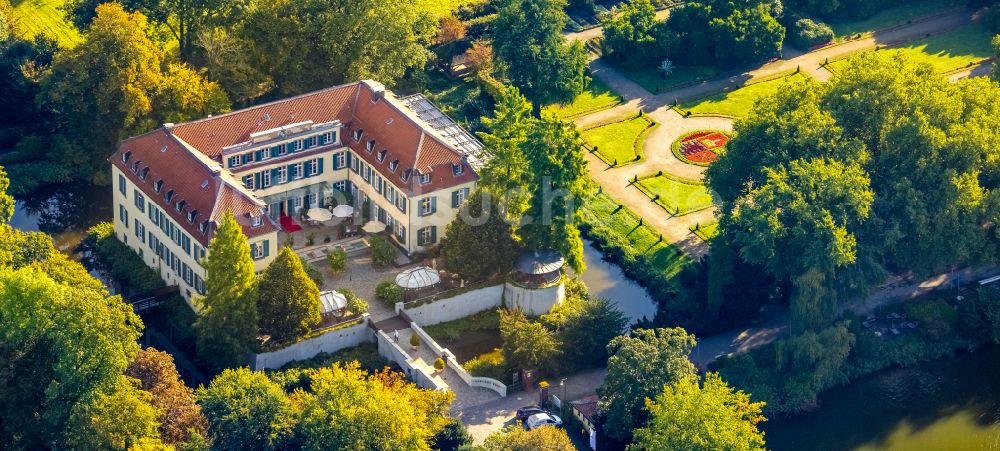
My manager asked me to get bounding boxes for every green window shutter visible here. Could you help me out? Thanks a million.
[255,150,263,162]
[263,240,270,257]
[317,158,324,174]
[430,226,437,244]
[431,197,437,215]
[271,168,280,183]
[289,164,298,179]
[452,191,459,208]
[250,243,257,259]
[255,172,261,188]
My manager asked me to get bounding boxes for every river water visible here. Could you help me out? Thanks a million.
[579,240,658,324]
[765,345,1000,450]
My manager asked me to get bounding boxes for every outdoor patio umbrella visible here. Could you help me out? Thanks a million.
[306,208,333,222]
[362,220,386,233]
[331,204,355,218]
[395,267,441,289]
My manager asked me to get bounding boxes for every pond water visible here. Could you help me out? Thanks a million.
[765,344,1000,451]
[579,240,657,324]
[10,183,112,249]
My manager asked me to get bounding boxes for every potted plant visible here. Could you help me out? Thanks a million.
[434,358,445,374]
[410,333,421,351]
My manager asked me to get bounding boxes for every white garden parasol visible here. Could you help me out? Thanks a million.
[330,204,355,218]
[362,220,386,234]
[306,208,333,222]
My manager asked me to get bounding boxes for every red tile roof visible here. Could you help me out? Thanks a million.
[110,129,275,246]
[113,80,478,242]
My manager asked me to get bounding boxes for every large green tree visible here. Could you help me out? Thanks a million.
[294,363,453,450]
[725,158,874,330]
[599,327,698,440]
[477,85,533,218]
[520,115,590,272]
[197,368,295,450]
[629,373,767,451]
[660,0,784,65]
[481,425,575,451]
[492,0,588,109]
[257,246,322,342]
[240,0,437,95]
[440,189,520,282]
[39,3,229,184]
[601,0,665,68]
[194,212,259,370]
[0,265,154,449]
[499,308,561,373]
[541,280,628,370]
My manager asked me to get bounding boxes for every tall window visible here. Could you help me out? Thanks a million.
[134,190,145,212]
[277,166,288,184]
[134,220,145,243]
[419,197,436,216]
[417,226,436,246]
[118,174,126,195]
[262,170,272,188]
[119,205,129,226]
[306,159,319,176]
[293,162,304,180]
[333,152,346,170]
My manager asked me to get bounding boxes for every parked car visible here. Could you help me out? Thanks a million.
[524,413,563,430]
[516,405,546,421]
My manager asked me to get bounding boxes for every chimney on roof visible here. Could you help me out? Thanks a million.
[163,122,174,128]
[364,80,385,102]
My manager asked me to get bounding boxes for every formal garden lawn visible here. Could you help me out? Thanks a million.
[545,77,622,119]
[829,23,994,74]
[618,63,727,95]
[423,309,501,363]
[579,192,691,282]
[12,0,83,47]
[635,174,714,215]
[581,115,657,165]
[690,220,719,241]
[678,71,810,118]
[827,0,957,38]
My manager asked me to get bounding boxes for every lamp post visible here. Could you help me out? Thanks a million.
[559,378,567,417]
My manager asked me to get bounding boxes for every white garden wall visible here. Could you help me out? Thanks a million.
[402,285,504,326]
[250,315,373,370]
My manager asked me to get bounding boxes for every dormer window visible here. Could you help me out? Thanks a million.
[153,180,164,193]
[366,140,375,152]
[139,167,149,181]
[388,160,399,173]
[353,129,363,142]
[175,200,186,212]
[377,150,387,163]
[165,189,175,203]
[199,220,209,234]
[453,164,464,176]
[401,169,412,182]
[251,216,262,228]
[187,210,197,223]
[131,161,141,173]
[122,151,131,163]
[420,172,431,184]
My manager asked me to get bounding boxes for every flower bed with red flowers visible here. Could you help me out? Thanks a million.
[671,130,732,166]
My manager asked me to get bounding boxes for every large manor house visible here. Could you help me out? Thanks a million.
[111,80,484,300]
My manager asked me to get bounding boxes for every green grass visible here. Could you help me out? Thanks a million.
[679,72,811,118]
[617,63,727,95]
[829,23,994,75]
[579,192,691,282]
[12,0,83,47]
[635,174,714,216]
[690,221,719,241]
[545,78,622,119]
[581,115,656,165]
[423,309,499,343]
[828,0,956,38]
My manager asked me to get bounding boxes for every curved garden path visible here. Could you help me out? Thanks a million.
[571,6,979,258]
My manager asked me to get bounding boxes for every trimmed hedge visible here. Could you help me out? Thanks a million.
[83,222,165,295]
[791,18,835,50]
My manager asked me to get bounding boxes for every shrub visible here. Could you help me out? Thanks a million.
[791,18,834,50]
[464,349,511,382]
[347,295,369,315]
[434,358,446,372]
[376,281,403,305]
[410,334,421,348]
[83,222,165,294]
[327,248,347,273]
[370,235,396,267]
